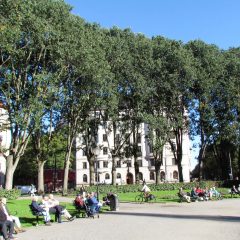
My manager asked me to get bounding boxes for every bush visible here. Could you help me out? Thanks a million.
[74,181,224,196]
[0,189,21,200]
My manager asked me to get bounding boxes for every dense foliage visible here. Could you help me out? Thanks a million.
[0,189,21,200]
[77,181,224,196]
[0,0,239,191]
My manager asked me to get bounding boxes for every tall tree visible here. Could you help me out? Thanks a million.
[59,21,111,194]
[124,33,153,184]
[186,40,223,180]
[0,0,71,189]
[151,37,193,182]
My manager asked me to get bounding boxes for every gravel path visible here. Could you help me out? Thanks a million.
[16,198,240,240]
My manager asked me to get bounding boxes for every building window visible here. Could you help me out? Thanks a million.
[105,173,110,180]
[137,133,141,143]
[150,172,155,180]
[82,147,86,156]
[83,174,88,183]
[150,159,155,166]
[171,142,176,152]
[95,173,99,182]
[83,162,87,169]
[127,160,132,167]
[173,171,178,180]
[103,161,108,168]
[138,160,142,167]
[103,134,107,142]
[149,144,153,153]
[103,147,108,155]
[102,121,107,129]
[124,146,131,158]
[116,160,121,168]
[160,171,165,181]
[139,172,143,180]
[137,146,142,157]
[117,173,121,179]
[95,161,100,169]
[172,158,176,165]
[82,136,86,145]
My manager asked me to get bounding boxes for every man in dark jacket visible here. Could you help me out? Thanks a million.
[31,196,51,225]
[0,204,17,240]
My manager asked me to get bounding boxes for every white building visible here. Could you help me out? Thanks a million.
[0,103,11,186]
[76,121,191,186]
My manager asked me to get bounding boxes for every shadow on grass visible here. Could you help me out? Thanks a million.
[20,216,43,226]
[104,211,240,223]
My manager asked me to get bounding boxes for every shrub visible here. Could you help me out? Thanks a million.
[74,181,224,196]
[0,189,21,200]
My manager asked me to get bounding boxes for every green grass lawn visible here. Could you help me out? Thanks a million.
[117,190,180,203]
[7,199,77,228]
[7,188,238,228]
[109,188,237,203]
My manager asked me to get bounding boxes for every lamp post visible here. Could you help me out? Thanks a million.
[91,145,101,201]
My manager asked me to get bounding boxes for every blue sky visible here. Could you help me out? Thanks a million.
[65,0,240,50]
[64,0,239,169]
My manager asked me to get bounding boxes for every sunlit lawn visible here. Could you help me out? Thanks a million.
[7,188,236,228]
[7,199,77,228]
[117,190,180,203]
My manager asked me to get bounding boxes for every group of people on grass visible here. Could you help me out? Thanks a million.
[178,186,222,203]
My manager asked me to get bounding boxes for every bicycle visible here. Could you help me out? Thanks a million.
[135,192,156,203]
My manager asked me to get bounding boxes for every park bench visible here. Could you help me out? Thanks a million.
[229,189,240,198]
[29,204,44,225]
[73,201,87,218]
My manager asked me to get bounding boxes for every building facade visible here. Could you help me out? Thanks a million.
[76,121,191,186]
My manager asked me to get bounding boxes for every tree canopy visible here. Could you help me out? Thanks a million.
[0,0,239,190]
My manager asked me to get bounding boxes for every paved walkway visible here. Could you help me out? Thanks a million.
[17,198,240,240]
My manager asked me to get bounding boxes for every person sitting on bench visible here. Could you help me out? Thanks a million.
[31,196,51,226]
[47,194,74,222]
[0,198,26,234]
[178,188,191,203]
[0,199,17,240]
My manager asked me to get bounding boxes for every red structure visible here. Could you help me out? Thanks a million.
[44,169,75,192]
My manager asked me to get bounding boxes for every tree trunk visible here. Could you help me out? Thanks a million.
[198,143,206,181]
[89,157,95,185]
[238,145,240,179]
[5,155,14,190]
[63,129,73,195]
[38,160,45,194]
[178,162,183,182]
[155,166,160,184]
[134,160,139,184]
[63,150,71,195]
[112,156,117,185]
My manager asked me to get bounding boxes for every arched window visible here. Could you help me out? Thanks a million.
[173,171,178,180]
[105,173,110,180]
[117,173,121,179]
[150,172,155,180]
[160,171,165,181]
[83,174,88,183]
[139,172,143,181]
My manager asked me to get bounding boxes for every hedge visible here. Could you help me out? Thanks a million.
[0,189,21,200]
[75,181,224,196]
